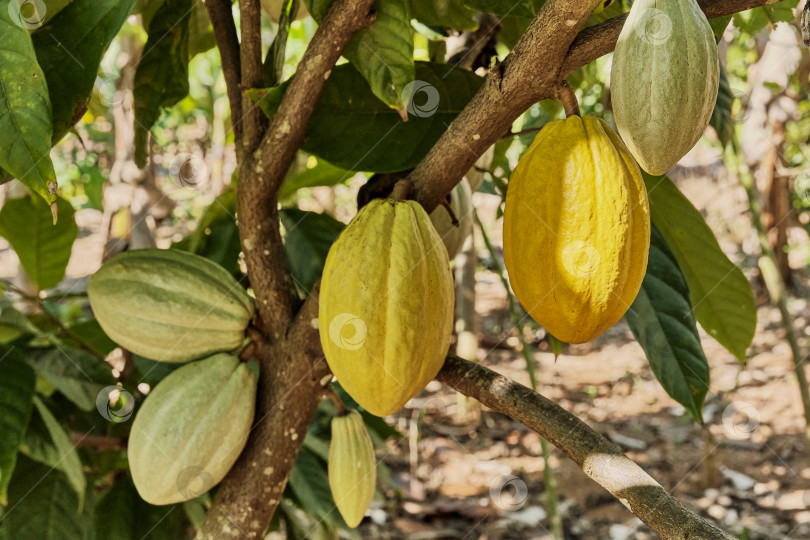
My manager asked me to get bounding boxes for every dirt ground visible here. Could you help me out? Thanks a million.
[2,142,809,539]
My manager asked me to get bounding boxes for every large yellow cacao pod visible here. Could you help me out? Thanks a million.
[88,249,254,363]
[128,353,258,505]
[611,0,719,175]
[328,410,376,528]
[503,116,650,344]
[319,199,454,417]
[429,178,473,260]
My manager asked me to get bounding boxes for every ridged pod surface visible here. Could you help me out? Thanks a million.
[128,353,258,505]
[503,116,650,344]
[319,199,454,417]
[611,0,719,175]
[429,178,473,259]
[88,249,254,363]
[328,410,377,528]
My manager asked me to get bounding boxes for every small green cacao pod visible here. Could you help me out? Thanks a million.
[328,410,376,528]
[88,249,254,363]
[128,353,258,505]
[611,0,719,175]
[319,199,454,417]
[430,178,473,260]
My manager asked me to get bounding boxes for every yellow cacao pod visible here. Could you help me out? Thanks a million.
[328,410,376,528]
[611,0,719,175]
[319,199,454,417]
[128,353,258,505]
[503,116,650,344]
[429,178,473,259]
[88,249,254,363]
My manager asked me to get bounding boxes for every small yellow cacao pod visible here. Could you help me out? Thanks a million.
[319,199,454,417]
[88,249,254,363]
[503,116,650,344]
[128,353,258,505]
[328,410,376,528]
[429,178,473,260]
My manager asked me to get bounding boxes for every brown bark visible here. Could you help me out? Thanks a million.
[203,0,242,141]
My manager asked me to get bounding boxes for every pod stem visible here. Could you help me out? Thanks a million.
[439,198,460,227]
[324,385,348,415]
[390,179,413,201]
[557,80,580,118]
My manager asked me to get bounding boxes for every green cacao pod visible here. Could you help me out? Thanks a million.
[611,0,719,175]
[88,249,254,363]
[328,410,376,528]
[429,178,473,259]
[503,116,650,344]
[128,353,258,505]
[319,199,454,417]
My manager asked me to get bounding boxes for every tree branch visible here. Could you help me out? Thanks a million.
[407,0,781,213]
[437,356,735,540]
[204,0,242,141]
[237,0,374,340]
[238,0,267,151]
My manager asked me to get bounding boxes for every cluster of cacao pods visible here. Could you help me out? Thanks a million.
[88,249,257,505]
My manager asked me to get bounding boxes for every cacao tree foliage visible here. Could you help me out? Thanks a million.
[0,0,805,537]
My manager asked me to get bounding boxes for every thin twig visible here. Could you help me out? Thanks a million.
[238,0,267,151]
[204,0,242,142]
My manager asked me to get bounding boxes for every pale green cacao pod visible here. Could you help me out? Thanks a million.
[429,178,473,259]
[319,199,454,417]
[611,0,719,175]
[88,249,254,363]
[328,410,376,528]
[128,353,258,505]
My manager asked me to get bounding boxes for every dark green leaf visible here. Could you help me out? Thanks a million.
[0,3,57,204]
[341,0,415,109]
[710,64,733,148]
[288,447,347,529]
[408,0,477,30]
[248,61,483,172]
[280,208,344,294]
[188,0,215,57]
[644,174,756,361]
[94,478,187,540]
[181,186,241,275]
[32,397,86,503]
[732,0,799,35]
[133,0,191,166]
[709,15,731,41]
[0,347,35,502]
[28,347,115,411]
[67,319,118,356]
[32,0,137,144]
[279,159,353,199]
[625,226,709,423]
[264,0,298,86]
[0,196,78,290]
[4,455,83,540]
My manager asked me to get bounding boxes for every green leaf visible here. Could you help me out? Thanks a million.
[4,455,83,540]
[409,0,477,30]
[280,208,344,294]
[264,0,299,86]
[0,196,78,290]
[732,0,799,35]
[28,347,115,411]
[709,15,731,41]
[133,0,191,167]
[279,158,353,199]
[342,0,414,109]
[0,1,57,204]
[188,0,215,57]
[288,447,347,529]
[709,64,733,149]
[644,174,756,361]
[32,0,137,145]
[248,61,483,172]
[0,347,35,502]
[181,187,241,275]
[67,319,118,356]
[32,397,86,505]
[625,226,709,423]
[95,478,187,540]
